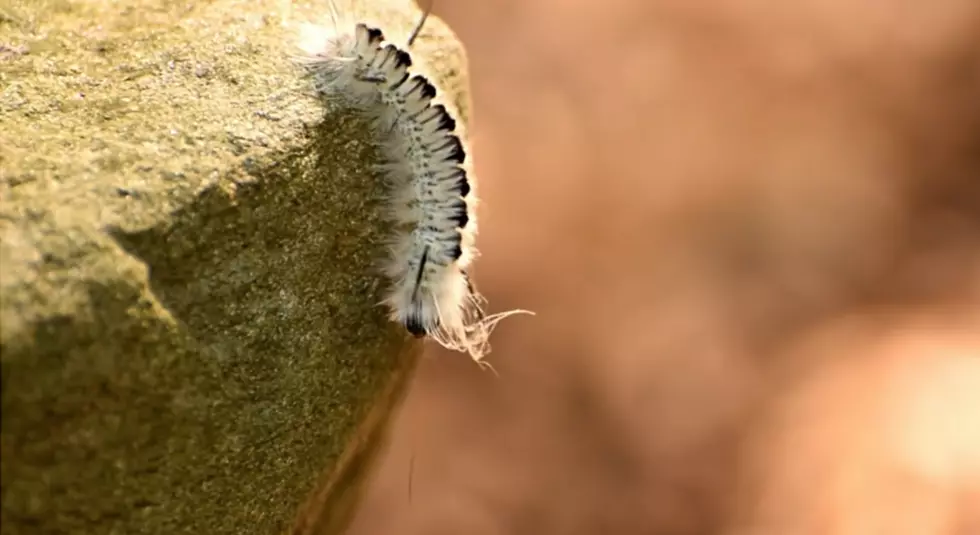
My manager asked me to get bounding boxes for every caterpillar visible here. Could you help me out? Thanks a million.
[294,0,531,364]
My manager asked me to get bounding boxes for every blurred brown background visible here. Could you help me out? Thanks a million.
[349,1,980,533]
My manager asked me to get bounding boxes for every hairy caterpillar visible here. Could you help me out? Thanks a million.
[294,0,531,364]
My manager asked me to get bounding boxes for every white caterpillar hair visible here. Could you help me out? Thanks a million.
[294,1,531,364]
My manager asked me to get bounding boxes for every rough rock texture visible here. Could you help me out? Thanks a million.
[0,0,465,533]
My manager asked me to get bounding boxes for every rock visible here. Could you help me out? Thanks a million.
[0,0,469,533]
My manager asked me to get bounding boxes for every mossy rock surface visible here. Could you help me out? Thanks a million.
[0,0,444,533]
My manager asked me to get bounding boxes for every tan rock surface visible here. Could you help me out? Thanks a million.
[0,0,466,532]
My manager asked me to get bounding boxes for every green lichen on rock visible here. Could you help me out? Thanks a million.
[0,0,443,533]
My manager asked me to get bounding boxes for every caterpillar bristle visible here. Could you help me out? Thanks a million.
[406,0,433,48]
